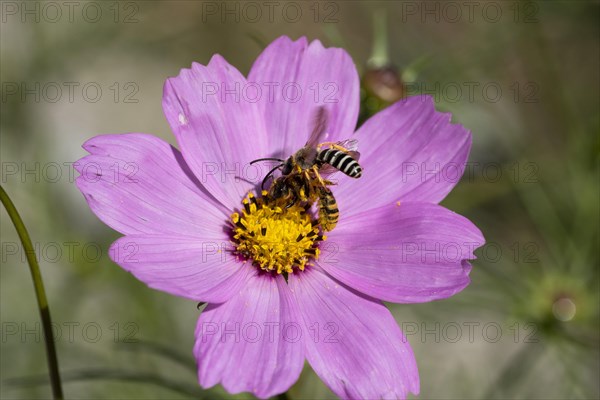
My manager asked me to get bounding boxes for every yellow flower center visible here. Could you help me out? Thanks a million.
[230,192,325,274]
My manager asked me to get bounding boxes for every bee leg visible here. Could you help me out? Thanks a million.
[280,182,295,209]
[286,189,298,209]
[305,178,311,196]
[312,165,327,186]
[317,141,336,149]
[298,170,311,202]
[317,141,350,153]
[331,144,349,152]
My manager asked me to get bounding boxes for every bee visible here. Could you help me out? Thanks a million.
[250,107,362,231]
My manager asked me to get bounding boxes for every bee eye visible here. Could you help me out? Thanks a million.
[282,161,293,175]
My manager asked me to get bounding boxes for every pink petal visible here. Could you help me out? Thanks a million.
[195,272,304,399]
[162,55,269,210]
[289,267,419,399]
[321,202,485,303]
[335,95,471,214]
[248,36,360,158]
[109,235,250,303]
[75,133,227,236]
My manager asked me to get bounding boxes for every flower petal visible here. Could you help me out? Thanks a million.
[162,55,269,209]
[321,202,485,303]
[335,95,471,213]
[195,272,304,399]
[75,133,227,236]
[289,267,419,399]
[109,235,250,303]
[248,36,360,158]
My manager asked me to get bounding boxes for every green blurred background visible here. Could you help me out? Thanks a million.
[1,1,598,399]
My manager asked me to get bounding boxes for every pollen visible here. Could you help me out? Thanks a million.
[230,191,325,274]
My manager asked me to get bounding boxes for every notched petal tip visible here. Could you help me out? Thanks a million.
[462,260,474,275]
[81,134,108,153]
[207,54,230,71]
[275,34,307,46]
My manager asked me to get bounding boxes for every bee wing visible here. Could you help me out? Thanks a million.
[306,106,330,147]
[334,138,359,152]
[318,164,340,177]
[346,150,361,162]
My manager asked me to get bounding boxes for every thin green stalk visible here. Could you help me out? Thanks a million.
[368,9,389,68]
[0,185,63,399]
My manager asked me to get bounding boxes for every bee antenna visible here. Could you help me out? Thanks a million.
[250,157,284,165]
[261,163,283,190]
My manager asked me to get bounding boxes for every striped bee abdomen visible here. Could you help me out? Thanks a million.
[317,149,362,178]
[316,186,339,231]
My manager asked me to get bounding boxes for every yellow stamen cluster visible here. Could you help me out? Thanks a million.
[231,192,325,274]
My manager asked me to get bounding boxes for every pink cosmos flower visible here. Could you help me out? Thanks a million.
[75,36,484,399]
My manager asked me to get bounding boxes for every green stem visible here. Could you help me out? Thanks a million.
[368,9,389,68]
[0,185,63,399]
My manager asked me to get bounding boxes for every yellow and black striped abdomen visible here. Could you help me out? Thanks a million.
[317,186,339,231]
